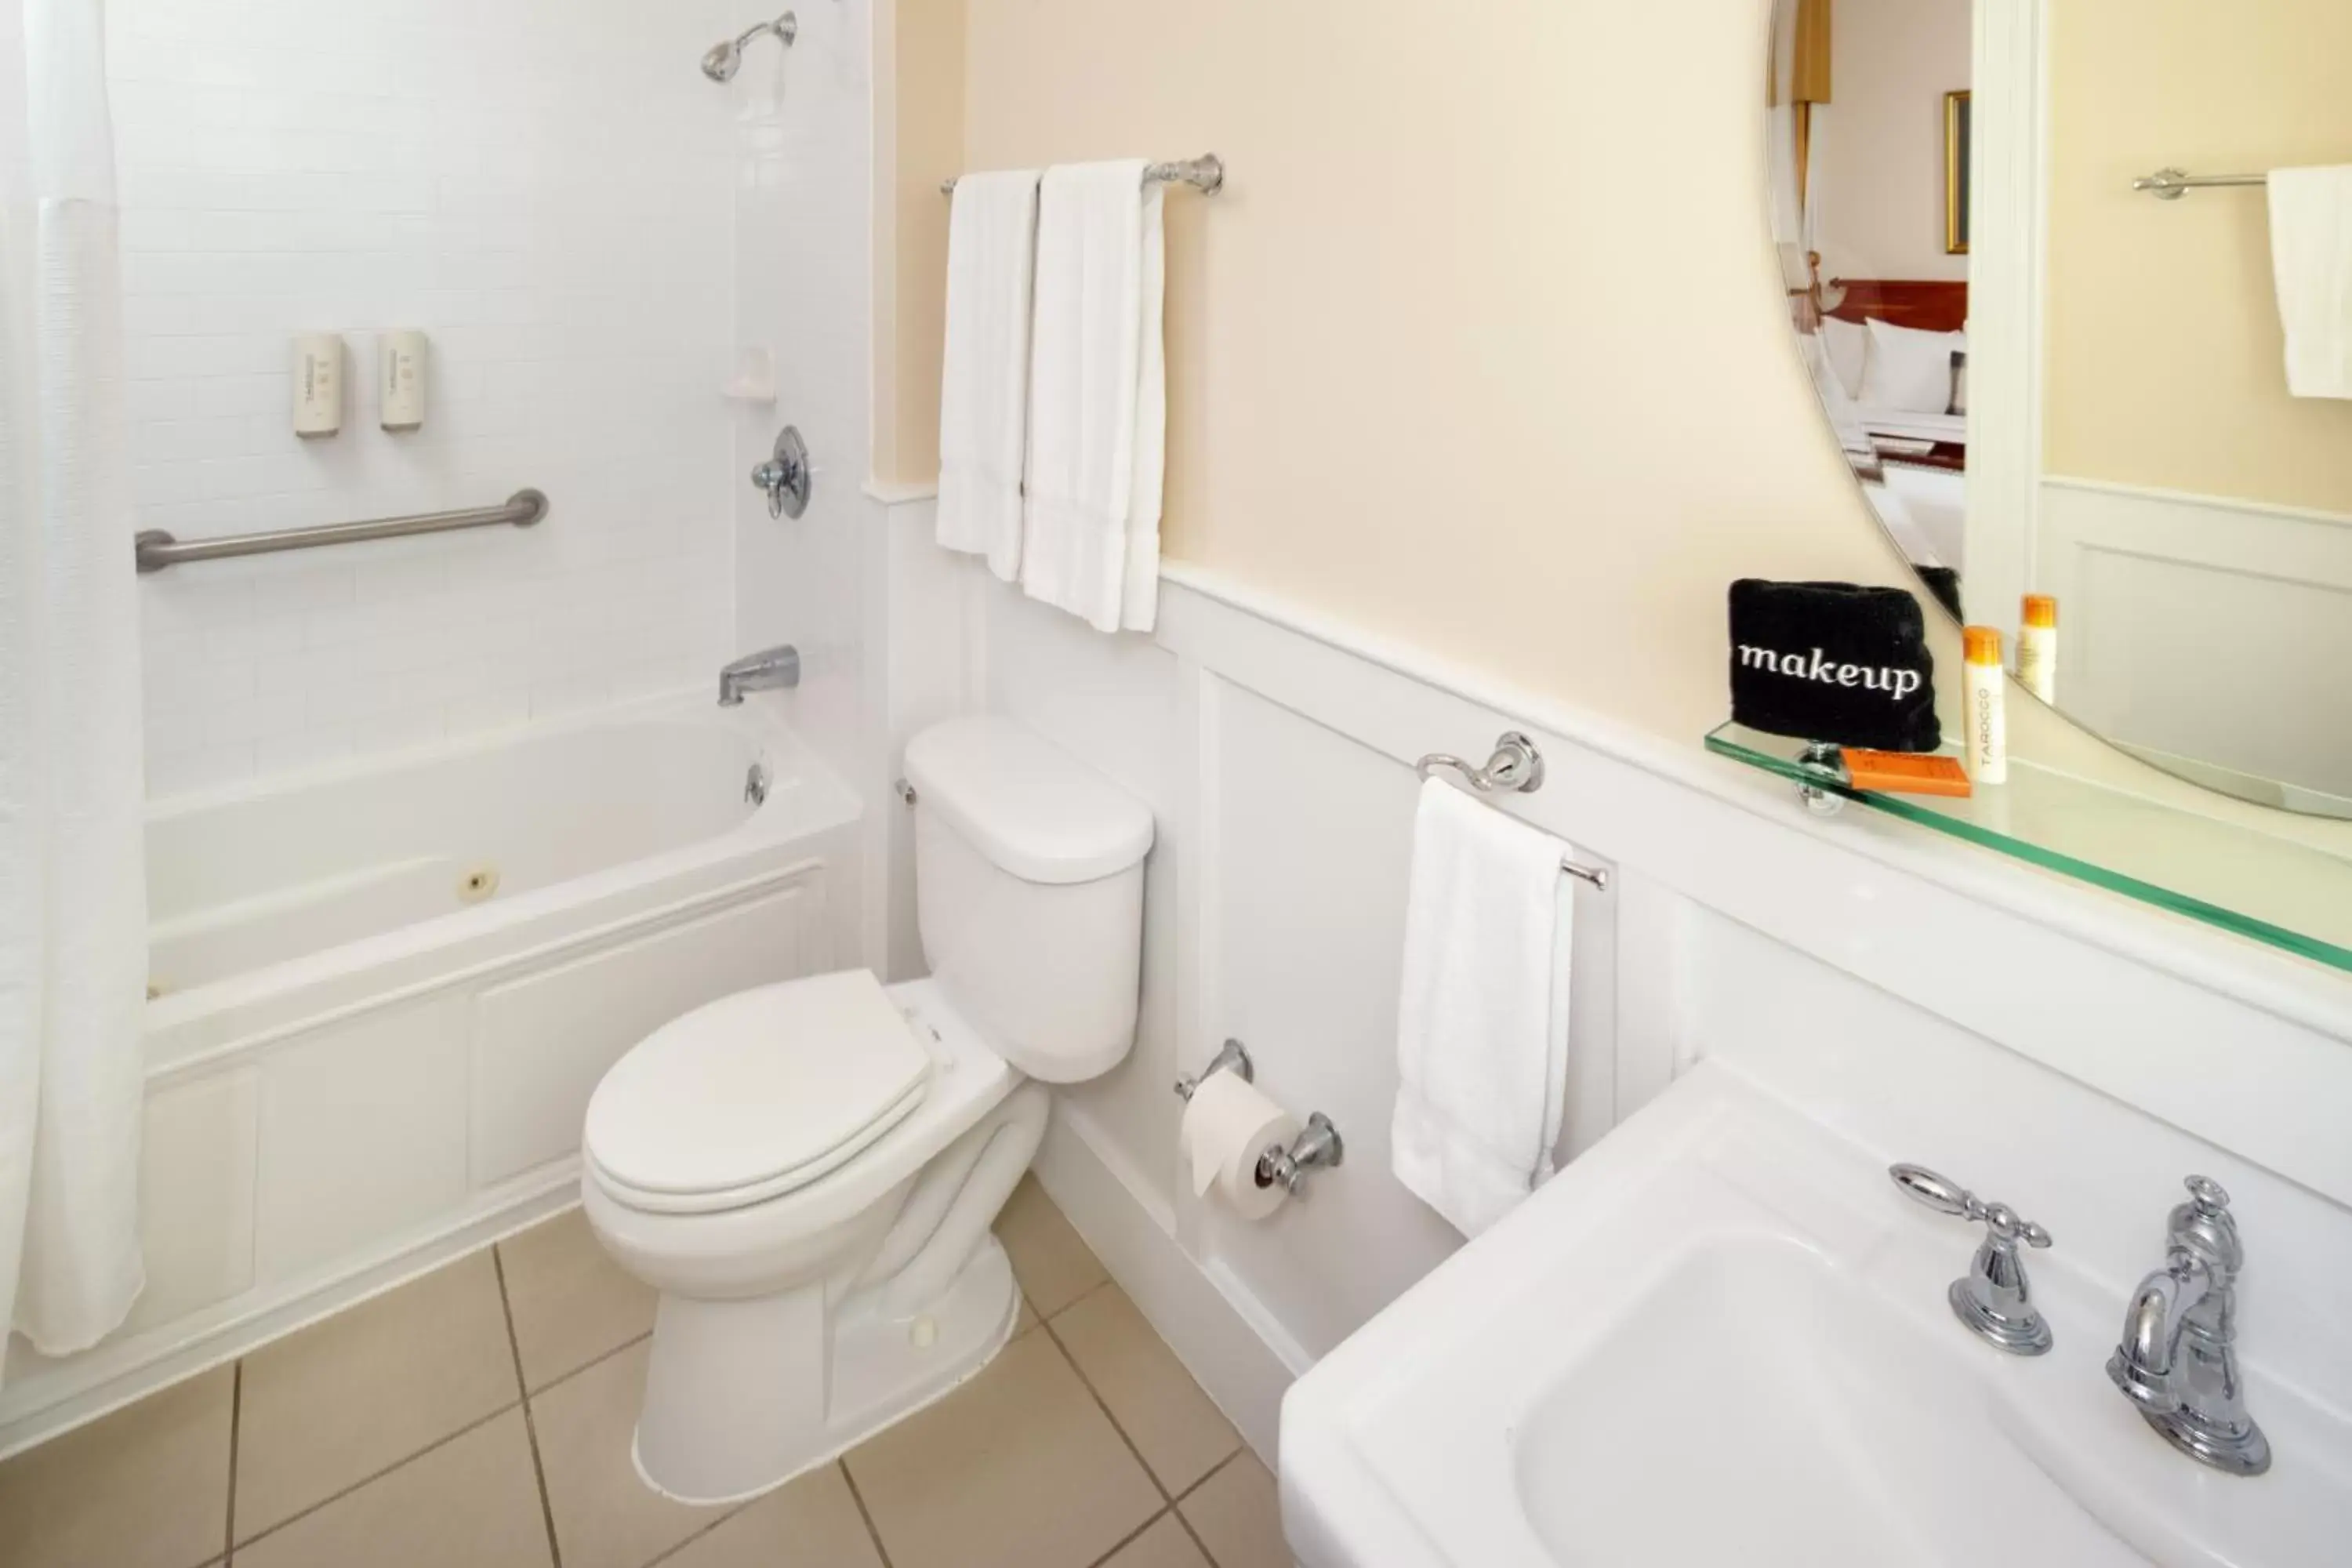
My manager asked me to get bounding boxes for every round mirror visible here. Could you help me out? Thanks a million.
[1766,1,2352,818]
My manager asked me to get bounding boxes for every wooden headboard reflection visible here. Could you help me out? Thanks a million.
[1823,280,1969,333]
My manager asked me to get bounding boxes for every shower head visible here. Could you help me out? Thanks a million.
[702,11,797,82]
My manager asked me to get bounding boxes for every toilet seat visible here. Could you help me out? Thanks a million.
[585,971,934,1216]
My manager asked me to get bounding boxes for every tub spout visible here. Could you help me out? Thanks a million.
[718,644,800,706]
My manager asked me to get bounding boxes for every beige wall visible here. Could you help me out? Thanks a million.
[878,0,2352,859]
[876,0,965,485]
[1813,0,1972,283]
[2042,0,2352,514]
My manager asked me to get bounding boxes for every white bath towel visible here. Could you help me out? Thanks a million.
[2268,166,2352,400]
[1019,160,1165,633]
[1392,780,1574,1240]
[936,169,1040,579]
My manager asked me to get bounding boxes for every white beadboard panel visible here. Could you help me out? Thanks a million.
[960,566,2352,1468]
[2037,478,2352,805]
[122,1069,261,1335]
[469,880,815,1187]
[253,993,475,1279]
[109,0,740,790]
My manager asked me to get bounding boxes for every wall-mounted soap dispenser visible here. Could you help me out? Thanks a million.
[378,331,427,432]
[292,333,343,438]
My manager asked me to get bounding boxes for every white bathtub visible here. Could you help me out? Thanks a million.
[0,695,862,1452]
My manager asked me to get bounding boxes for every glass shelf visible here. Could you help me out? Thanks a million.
[1704,721,2352,975]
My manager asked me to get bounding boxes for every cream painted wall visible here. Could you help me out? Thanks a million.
[1811,0,1972,283]
[875,0,964,485]
[877,0,2352,858]
[2042,0,2352,514]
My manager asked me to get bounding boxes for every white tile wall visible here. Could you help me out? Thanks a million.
[108,0,741,795]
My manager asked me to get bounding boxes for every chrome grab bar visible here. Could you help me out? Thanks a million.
[133,488,548,574]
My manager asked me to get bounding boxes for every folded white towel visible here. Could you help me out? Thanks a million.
[1392,780,1574,1239]
[2268,166,2352,401]
[1019,160,1165,633]
[937,169,1040,578]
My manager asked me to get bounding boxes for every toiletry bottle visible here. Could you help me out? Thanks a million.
[1963,626,2009,785]
[2016,594,2057,704]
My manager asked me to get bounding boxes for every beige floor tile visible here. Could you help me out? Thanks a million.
[995,1174,1108,1319]
[234,1409,551,1568]
[662,1463,884,1568]
[1179,1454,1289,1568]
[1102,1513,1214,1568]
[530,1338,731,1568]
[845,1328,1160,1568]
[1052,1284,1239,1492]
[497,1207,657,1390]
[1016,1294,1040,1336]
[236,1250,521,1541]
[0,1363,232,1568]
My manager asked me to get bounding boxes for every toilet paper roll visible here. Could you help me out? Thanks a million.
[1181,1071,1300,1221]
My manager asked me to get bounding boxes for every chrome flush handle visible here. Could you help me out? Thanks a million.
[1889,1163,2056,1355]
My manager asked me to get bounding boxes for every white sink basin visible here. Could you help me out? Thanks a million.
[1279,1063,2352,1568]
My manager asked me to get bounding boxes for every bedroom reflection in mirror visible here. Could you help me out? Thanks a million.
[1767,0,2352,819]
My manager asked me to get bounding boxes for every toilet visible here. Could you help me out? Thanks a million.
[579,715,1153,1504]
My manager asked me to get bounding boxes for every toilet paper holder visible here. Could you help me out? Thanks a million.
[1175,1039,1347,1197]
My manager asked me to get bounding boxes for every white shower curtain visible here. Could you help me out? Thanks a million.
[0,0,149,1364]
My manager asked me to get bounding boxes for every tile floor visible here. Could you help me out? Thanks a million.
[0,1178,1290,1568]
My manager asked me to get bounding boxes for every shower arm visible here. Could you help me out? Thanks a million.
[734,13,797,53]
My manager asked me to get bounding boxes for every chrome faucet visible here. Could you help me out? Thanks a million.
[717,644,800,706]
[2107,1175,2270,1476]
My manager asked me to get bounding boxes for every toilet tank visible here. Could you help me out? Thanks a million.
[902,717,1154,1083]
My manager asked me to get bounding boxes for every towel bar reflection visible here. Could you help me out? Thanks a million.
[941,153,1225,196]
[134,489,547,573]
[1416,732,1611,891]
[2132,168,2269,200]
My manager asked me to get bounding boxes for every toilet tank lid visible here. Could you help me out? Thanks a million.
[904,717,1154,885]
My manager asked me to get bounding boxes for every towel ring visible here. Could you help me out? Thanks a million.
[1416,731,1545,794]
[1415,731,1610,890]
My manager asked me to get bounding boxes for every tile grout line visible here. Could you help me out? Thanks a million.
[222,1360,241,1567]
[227,1399,517,1557]
[1080,1504,1174,1568]
[837,1454,898,1568]
[1038,1307,1232,1565]
[220,1321,657,1557]
[492,1244,565,1568]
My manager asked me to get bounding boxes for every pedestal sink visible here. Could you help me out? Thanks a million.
[1279,1063,2352,1568]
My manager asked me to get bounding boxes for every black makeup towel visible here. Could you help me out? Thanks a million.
[1728,579,1940,752]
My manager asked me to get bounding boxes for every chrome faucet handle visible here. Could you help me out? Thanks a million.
[1889,1164,2054,1356]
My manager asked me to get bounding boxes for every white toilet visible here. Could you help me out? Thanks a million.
[580,715,1153,1504]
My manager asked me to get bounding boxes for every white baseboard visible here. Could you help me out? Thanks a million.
[0,1169,578,1461]
[1032,1101,1298,1468]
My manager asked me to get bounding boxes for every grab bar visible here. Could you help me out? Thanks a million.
[133,488,548,574]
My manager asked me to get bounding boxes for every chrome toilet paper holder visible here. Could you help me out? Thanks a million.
[1174,1039,1345,1197]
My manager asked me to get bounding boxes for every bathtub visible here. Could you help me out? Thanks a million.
[0,694,862,1452]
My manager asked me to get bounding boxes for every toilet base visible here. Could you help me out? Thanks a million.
[630,1234,1022,1506]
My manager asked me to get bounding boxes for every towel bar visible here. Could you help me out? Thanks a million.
[941,153,1224,196]
[1415,732,1610,891]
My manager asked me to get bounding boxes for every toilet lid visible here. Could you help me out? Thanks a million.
[584,971,933,1211]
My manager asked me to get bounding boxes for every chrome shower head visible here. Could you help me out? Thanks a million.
[702,12,797,83]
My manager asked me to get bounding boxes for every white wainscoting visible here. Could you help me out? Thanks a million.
[2038,477,2352,804]
[873,501,2352,1465]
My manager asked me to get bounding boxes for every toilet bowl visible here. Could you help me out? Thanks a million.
[580,717,1153,1504]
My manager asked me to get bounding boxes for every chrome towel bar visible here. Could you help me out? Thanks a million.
[134,488,548,574]
[1415,731,1612,891]
[942,153,1225,196]
[2132,167,2269,200]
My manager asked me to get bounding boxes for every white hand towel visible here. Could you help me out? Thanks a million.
[1019,160,1165,633]
[1392,780,1574,1239]
[2268,166,2352,400]
[937,169,1040,579]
